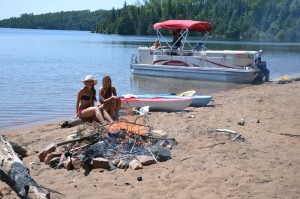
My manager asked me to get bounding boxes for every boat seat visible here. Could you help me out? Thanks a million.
[163,49,178,56]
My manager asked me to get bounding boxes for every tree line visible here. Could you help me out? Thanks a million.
[0,0,299,41]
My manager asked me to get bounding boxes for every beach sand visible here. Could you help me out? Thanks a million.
[1,81,300,199]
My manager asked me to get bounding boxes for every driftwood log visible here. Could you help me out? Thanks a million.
[61,117,84,128]
[0,135,50,199]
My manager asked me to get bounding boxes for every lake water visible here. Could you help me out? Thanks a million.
[0,28,299,131]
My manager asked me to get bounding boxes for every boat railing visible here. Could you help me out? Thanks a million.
[153,48,205,57]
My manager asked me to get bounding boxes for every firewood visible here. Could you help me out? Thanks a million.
[38,132,101,162]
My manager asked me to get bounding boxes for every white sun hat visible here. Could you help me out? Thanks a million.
[81,75,98,85]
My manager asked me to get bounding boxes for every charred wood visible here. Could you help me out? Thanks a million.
[9,141,28,158]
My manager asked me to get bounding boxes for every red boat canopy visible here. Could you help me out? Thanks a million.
[153,20,212,32]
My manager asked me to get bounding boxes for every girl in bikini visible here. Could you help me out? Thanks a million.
[98,75,121,119]
[76,75,113,124]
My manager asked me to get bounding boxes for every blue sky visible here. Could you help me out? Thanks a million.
[0,0,139,20]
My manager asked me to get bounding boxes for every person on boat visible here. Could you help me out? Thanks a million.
[171,30,182,49]
[76,75,113,125]
[254,50,270,82]
[151,39,161,50]
[98,75,121,119]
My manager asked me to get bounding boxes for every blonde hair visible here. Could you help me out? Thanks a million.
[102,75,112,95]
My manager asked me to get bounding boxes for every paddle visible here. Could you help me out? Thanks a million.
[174,90,196,96]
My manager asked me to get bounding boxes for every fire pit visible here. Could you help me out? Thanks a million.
[39,115,176,171]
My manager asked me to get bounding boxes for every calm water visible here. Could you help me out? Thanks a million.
[0,28,299,131]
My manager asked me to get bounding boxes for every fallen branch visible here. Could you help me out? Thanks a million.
[0,135,50,198]
[214,129,243,141]
[280,133,300,137]
[180,156,192,162]
[69,143,91,152]
[266,131,300,138]
[198,142,226,149]
[232,133,242,141]
[215,129,237,134]
[57,132,101,147]
[43,187,65,197]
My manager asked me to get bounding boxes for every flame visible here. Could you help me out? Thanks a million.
[107,115,147,135]
[135,140,143,146]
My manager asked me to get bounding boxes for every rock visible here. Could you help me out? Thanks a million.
[49,157,61,168]
[117,160,128,169]
[150,146,171,161]
[112,159,120,166]
[44,152,63,165]
[159,141,168,148]
[238,118,245,125]
[71,157,82,170]
[82,159,93,171]
[136,155,157,166]
[92,158,110,169]
[187,115,195,118]
[27,148,39,155]
[129,159,143,170]
[64,156,73,170]
[152,130,167,137]
[38,143,56,162]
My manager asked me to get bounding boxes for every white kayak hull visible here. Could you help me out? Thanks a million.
[121,97,192,112]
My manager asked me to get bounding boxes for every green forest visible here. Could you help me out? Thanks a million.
[0,0,299,41]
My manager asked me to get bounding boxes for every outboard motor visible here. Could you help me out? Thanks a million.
[253,61,268,83]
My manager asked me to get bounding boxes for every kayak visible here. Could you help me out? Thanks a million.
[121,94,212,107]
[121,97,192,112]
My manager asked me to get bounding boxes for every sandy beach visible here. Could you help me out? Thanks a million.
[1,81,300,199]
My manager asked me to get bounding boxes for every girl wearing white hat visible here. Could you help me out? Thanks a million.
[76,75,113,124]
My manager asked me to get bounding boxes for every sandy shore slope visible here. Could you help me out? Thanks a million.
[1,81,300,199]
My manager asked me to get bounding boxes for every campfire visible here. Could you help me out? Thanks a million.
[38,115,177,171]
